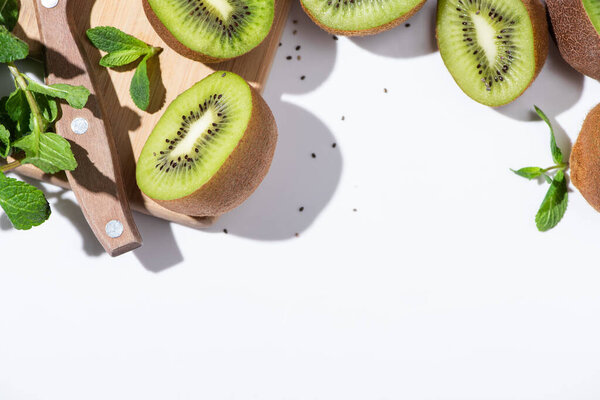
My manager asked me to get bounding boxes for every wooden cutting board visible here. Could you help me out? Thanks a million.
[13,0,292,228]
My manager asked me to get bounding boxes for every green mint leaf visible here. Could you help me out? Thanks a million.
[5,88,30,138]
[0,0,19,31]
[0,25,28,63]
[86,26,149,53]
[0,172,50,230]
[0,96,16,136]
[0,124,10,157]
[543,174,553,184]
[130,54,150,111]
[534,105,564,165]
[14,132,77,174]
[535,169,568,232]
[33,92,58,125]
[511,167,543,180]
[25,78,90,109]
[99,49,145,68]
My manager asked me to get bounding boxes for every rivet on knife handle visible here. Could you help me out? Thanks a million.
[34,0,142,256]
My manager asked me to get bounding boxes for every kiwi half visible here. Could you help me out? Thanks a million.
[300,0,427,36]
[547,0,600,80]
[143,0,275,62]
[136,71,277,217]
[436,0,548,107]
[570,104,600,212]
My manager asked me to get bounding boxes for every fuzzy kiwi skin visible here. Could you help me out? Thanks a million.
[435,0,549,107]
[301,0,427,36]
[153,86,278,217]
[570,104,600,212]
[142,0,271,63]
[547,0,600,80]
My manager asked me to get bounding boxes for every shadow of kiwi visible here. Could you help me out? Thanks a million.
[494,39,584,121]
[206,101,342,240]
[349,0,438,59]
[269,1,338,94]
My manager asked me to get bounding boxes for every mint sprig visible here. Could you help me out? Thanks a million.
[0,0,91,230]
[86,26,161,111]
[512,106,569,232]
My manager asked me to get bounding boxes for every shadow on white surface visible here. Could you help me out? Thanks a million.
[206,101,342,240]
[495,40,584,121]
[269,1,337,95]
[0,176,107,256]
[46,190,106,257]
[350,1,438,58]
[0,213,12,230]
[133,213,184,272]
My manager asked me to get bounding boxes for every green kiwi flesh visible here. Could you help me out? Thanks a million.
[300,0,426,36]
[582,0,600,34]
[136,71,277,216]
[146,0,274,60]
[437,0,547,107]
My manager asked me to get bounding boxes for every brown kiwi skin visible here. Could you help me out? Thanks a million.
[301,0,426,36]
[436,0,548,107]
[153,84,278,217]
[547,0,600,80]
[142,0,270,63]
[570,104,600,213]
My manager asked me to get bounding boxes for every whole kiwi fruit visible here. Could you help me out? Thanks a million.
[547,0,600,80]
[300,0,427,36]
[136,71,277,217]
[436,0,549,107]
[570,103,600,212]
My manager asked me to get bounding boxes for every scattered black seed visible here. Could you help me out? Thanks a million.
[384,88,388,93]
[295,45,301,51]
[405,23,411,27]
[223,229,228,234]
[332,143,337,148]
[293,29,297,35]
[333,35,338,40]
[286,55,292,60]
[299,207,304,212]
[301,75,306,80]
[278,42,282,47]
[353,208,357,212]
[295,233,300,237]
[341,116,345,120]
[297,55,301,60]
[311,153,316,158]
[293,19,298,24]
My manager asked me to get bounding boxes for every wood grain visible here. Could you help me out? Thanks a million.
[33,0,142,256]
[14,0,291,229]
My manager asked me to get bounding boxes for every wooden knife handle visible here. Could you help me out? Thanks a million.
[33,0,142,256]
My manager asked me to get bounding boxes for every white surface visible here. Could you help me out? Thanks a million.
[2,2,600,399]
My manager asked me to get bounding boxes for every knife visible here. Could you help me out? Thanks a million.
[33,0,142,257]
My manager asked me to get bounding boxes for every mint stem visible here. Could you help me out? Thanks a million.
[542,164,568,173]
[0,160,21,172]
[7,62,44,155]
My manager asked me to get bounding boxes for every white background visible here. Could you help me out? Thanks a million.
[2,2,600,399]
